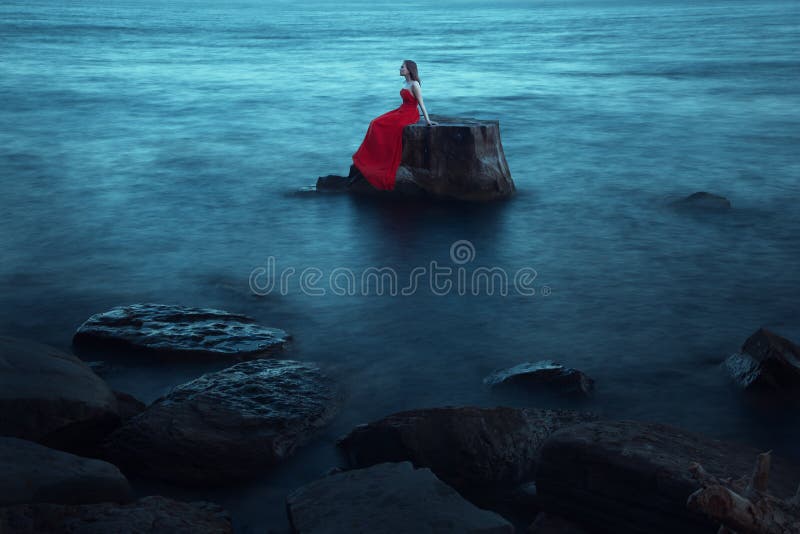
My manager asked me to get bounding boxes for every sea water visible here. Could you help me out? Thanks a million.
[1,0,799,531]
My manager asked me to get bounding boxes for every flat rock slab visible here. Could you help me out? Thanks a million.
[0,496,231,534]
[103,359,340,485]
[0,336,119,449]
[536,420,800,534]
[725,326,800,398]
[287,462,514,534]
[483,361,595,397]
[338,406,596,492]
[73,303,289,361]
[0,437,132,506]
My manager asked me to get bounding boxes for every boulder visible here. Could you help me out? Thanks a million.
[0,437,132,506]
[317,116,516,202]
[337,406,596,492]
[528,513,588,534]
[112,391,146,422]
[72,303,289,361]
[725,326,800,397]
[484,361,595,397]
[671,192,731,210]
[286,461,514,534]
[0,336,119,450]
[0,496,231,533]
[535,420,800,534]
[103,359,340,485]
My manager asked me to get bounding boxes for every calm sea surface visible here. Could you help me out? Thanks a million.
[2,0,799,531]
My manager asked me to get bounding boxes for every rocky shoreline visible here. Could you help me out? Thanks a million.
[1,303,799,533]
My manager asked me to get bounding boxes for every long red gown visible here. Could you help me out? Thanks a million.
[352,88,420,190]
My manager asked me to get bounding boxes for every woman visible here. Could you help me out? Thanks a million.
[351,60,437,191]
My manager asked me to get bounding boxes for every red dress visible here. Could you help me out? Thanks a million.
[352,88,420,190]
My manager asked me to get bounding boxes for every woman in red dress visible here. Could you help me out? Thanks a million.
[351,60,437,191]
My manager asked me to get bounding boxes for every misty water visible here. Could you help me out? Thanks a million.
[1,0,799,531]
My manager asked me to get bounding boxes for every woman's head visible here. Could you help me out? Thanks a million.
[400,60,421,84]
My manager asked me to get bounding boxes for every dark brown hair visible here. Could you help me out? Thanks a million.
[403,60,421,85]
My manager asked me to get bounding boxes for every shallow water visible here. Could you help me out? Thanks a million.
[2,0,799,531]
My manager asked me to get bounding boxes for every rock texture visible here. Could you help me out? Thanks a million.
[0,496,232,534]
[72,303,289,360]
[535,420,800,534]
[286,461,514,534]
[483,361,595,397]
[0,437,132,506]
[103,359,340,485]
[528,513,588,534]
[0,336,119,450]
[337,406,596,492]
[725,326,800,398]
[318,116,516,202]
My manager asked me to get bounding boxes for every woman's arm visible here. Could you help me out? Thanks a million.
[411,82,437,126]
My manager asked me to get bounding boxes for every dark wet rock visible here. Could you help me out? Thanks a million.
[535,420,800,534]
[316,174,352,192]
[671,191,731,210]
[103,359,340,486]
[484,361,595,397]
[725,326,800,397]
[528,513,588,534]
[0,437,133,506]
[0,336,119,450]
[337,406,596,492]
[286,461,514,534]
[112,391,146,422]
[72,303,289,361]
[0,496,232,533]
[317,116,515,202]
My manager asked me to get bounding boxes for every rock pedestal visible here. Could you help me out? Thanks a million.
[318,116,516,202]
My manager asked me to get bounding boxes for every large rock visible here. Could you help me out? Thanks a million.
[72,303,289,361]
[103,359,340,485]
[337,406,596,492]
[528,513,588,534]
[0,336,119,450]
[318,116,516,202]
[286,461,514,534]
[725,326,800,398]
[0,437,132,506]
[535,420,800,534]
[0,496,232,533]
[483,361,595,397]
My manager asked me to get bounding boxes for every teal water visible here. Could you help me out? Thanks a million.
[1,0,799,531]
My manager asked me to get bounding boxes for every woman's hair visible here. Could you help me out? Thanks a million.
[403,60,421,85]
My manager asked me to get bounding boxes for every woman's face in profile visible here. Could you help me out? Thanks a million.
[399,63,408,76]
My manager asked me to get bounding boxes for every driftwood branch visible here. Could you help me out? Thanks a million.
[687,451,800,534]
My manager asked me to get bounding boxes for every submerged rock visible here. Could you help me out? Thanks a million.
[286,461,514,534]
[671,191,731,210]
[0,336,119,450]
[103,359,340,485]
[0,437,133,506]
[337,406,596,492]
[73,303,289,361]
[484,360,595,397]
[0,496,232,534]
[317,116,515,202]
[725,326,800,397]
[535,420,800,534]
